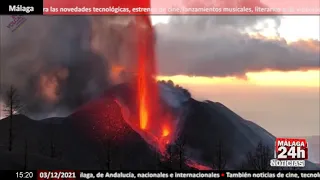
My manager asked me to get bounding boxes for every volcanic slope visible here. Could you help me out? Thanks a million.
[178,99,320,170]
[0,91,164,170]
[0,83,198,170]
[0,82,319,170]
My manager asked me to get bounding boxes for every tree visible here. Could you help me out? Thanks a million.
[162,145,174,170]
[38,121,61,159]
[49,121,57,158]
[23,139,28,170]
[157,138,191,170]
[4,85,23,151]
[211,139,227,170]
[96,137,112,170]
[175,137,188,170]
[156,144,176,170]
[95,112,113,170]
[241,141,274,170]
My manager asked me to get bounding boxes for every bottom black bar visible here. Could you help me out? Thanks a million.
[0,170,319,179]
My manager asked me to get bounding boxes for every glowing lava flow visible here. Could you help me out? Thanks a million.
[162,127,170,137]
[136,15,159,132]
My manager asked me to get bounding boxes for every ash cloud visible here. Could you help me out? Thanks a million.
[0,16,137,119]
[155,15,320,77]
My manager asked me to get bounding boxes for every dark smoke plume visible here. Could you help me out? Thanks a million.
[1,16,137,119]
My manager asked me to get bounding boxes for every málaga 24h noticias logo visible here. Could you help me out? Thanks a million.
[270,138,308,168]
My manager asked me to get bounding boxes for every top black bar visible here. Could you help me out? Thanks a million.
[1,0,43,15]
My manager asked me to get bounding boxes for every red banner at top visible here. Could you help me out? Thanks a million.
[43,0,320,15]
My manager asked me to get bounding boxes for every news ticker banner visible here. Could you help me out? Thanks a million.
[1,0,320,15]
[0,170,320,179]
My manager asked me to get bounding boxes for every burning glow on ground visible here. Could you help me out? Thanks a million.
[162,126,170,137]
[186,160,213,170]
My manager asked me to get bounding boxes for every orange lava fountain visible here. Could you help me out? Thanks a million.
[134,10,174,152]
[135,16,159,130]
[137,36,149,130]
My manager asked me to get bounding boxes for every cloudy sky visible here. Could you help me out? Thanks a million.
[0,11,318,138]
[152,15,319,137]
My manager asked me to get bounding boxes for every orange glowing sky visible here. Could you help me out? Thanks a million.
[157,70,319,87]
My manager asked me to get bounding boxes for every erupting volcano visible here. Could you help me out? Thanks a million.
[2,1,320,171]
